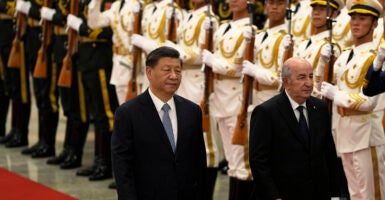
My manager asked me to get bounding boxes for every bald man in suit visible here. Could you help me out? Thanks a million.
[249,57,339,199]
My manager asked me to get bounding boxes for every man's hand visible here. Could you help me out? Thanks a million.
[41,7,56,21]
[203,17,215,31]
[243,26,253,41]
[67,14,83,32]
[201,49,215,68]
[281,34,292,51]
[320,81,337,100]
[320,44,333,62]
[132,1,140,14]
[16,0,31,14]
[242,60,257,78]
[373,46,385,71]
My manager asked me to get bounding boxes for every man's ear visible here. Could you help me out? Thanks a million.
[146,67,152,80]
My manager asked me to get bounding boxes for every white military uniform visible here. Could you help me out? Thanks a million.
[174,5,220,168]
[138,0,184,93]
[294,30,341,97]
[209,17,252,180]
[88,0,136,104]
[292,0,312,49]
[249,24,287,110]
[333,42,385,200]
[333,6,352,50]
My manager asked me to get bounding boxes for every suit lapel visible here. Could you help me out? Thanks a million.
[174,95,185,155]
[306,98,319,153]
[140,90,175,154]
[277,92,309,150]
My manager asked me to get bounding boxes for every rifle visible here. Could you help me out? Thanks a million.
[323,0,335,114]
[167,0,177,42]
[232,0,255,145]
[57,0,79,87]
[283,0,293,61]
[7,12,26,68]
[33,0,53,78]
[200,0,214,133]
[125,1,143,101]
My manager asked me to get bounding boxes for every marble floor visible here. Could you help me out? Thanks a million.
[0,101,229,200]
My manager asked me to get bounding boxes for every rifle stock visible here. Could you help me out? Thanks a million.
[200,3,214,132]
[232,1,255,145]
[8,13,26,68]
[57,0,79,87]
[33,0,53,78]
[324,54,335,113]
[125,4,143,101]
[167,0,177,42]
[233,31,255,145]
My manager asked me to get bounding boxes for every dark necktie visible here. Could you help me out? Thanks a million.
[223,24,231,35]
[188,13,193,21]
[261,32,268,43]
[297,106,310,145]
[346,50,354,64]
[162,104,176,152]
[305,39,312,49]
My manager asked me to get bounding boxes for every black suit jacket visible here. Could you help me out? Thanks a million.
[111,90,207,200]
[363,64,385,96]
[249,92,338,200]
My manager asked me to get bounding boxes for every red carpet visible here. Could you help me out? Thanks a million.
[0,168,77,200]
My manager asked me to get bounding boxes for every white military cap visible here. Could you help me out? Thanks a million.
[310,0,345,11]
[347,0,383,18]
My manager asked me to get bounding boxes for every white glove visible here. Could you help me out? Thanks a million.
[132,1,140,14]
[41,7,56,21]
[320,44,338,62]
[320,81,337,100]
[166,7,178,20]
[242,60,258,78]
[243,26,253,41]
[281,34,292,51]
[67,14,83,32]
[373,46,385,71]
[201,49,215,67]
[203,17,215,31]
[16,0,31,14]
[88,0,99,10]
[131,33,157,54]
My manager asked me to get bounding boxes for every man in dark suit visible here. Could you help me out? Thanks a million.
[111,46,207,200]
[249,57,339,200]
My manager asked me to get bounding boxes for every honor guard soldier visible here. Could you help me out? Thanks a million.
[131,0,184,93]
[291,0,342,97]
[20,0,63,159]
[41,0,90,169]
[0,0,15,140]
[3,0,41,150]
[241,0,287,113]
[66,0,119,181]
[201,0,255,199]
[321,0,385,198]
[87,0,137,104]
[166,0,220,199]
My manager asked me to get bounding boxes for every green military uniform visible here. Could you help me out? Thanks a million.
[73,0,118,181]
[44,0,90,170]
[0,0,15,139]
